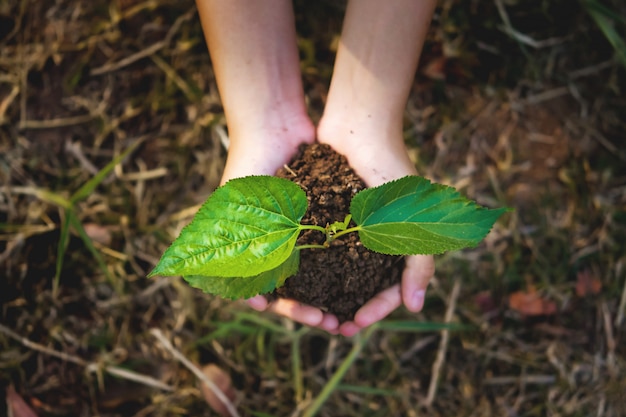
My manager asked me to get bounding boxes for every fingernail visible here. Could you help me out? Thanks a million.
[410,290,425,312]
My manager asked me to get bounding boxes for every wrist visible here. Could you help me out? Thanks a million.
[317,117,416,186]
[221,115,315,183]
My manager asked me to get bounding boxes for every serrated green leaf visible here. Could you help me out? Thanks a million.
[183,250,299,299]
[351,176,507,255]
[150,176,307,278]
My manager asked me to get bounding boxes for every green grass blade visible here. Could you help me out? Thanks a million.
[233,311,292,335]
[53,210,72,298]
[336,384,402,397]
[68,212,116,290]
[70,139,142,204]
[584,0,626,25]
[193,322,259,347]
[377,320,471,332]
[292,334,304,404]
[583,0,626,68]
[303,323,379,417]
[10,186,72,209]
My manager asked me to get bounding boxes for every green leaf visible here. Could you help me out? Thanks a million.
[149,176,307,278]
[351,176,507,255]
[183,250,299,299]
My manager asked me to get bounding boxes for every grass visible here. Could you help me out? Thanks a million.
[582,0,626,68]
[1,0,625,416]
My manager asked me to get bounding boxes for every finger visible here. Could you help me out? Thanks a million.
[353,284,402,328]
[319,314,340,333]
[401,255,435,312]
[248,296,340,333]
[338,321,362,337]
[245,295,269,311]
[268,298,324,327]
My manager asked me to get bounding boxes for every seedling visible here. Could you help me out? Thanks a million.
[149,175,506,299]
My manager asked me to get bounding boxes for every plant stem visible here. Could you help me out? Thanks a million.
[295,244,326,251]
[329,226,361,240]
[297,223,360,250]
[298,224,327,233]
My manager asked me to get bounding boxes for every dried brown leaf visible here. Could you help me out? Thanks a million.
[82,222,112,246]
[509,287,557,316]
[200,364,237,417]
[421,56,447,80]
[575,269,602,297]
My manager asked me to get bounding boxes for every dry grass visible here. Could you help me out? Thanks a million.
[1,0,625,416]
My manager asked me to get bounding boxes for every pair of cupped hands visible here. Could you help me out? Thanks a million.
[220,136,435,337]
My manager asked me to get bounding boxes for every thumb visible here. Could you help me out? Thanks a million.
[401,255,435,312]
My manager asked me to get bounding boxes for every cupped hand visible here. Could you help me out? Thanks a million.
[317,138,436,337]
[219,134,341,334]
[338,255,434,336]
[221,134,435,336]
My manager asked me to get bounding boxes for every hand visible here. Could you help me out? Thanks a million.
[338,255,434,336]
[219,129,342,334]
[317,136,436,337]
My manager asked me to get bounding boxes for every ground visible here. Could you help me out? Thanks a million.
[1,0,625,416]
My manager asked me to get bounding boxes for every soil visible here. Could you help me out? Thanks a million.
[272,143,404,323]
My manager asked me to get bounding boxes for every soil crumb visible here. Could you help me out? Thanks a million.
[272,143,403,323]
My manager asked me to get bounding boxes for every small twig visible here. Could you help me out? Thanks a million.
[425,279,461,406]
[282,164,298,178]
[616,258,626,328]
[93,365,173,392]
[494,0,569,49]
[601,301,617,377]
[483,375,556,385]
[150,328,240,417]
[399,335,437,363]
[0,84,20,125]
[524,87,570,105]
[569,59,615,80]
[0,323,173,391]
[90,10,194,76]
[65,140,99,175]
[92,40,165,76]
[121,167,168,182]
[213,124,230,151]
[0,323,86,366]
[586,125,626,162]
[546,343,572,386]
[97,276,174,309]
[19,114,96,130]
[150,54,200,102]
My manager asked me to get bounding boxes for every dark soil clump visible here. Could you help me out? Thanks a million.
[272,143,404,322]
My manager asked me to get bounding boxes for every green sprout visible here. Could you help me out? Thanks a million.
[149,175,507,299]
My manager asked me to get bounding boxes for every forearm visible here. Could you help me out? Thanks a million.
[327,0,437,125]
[195,0,307,135]
[195,1,314,180]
